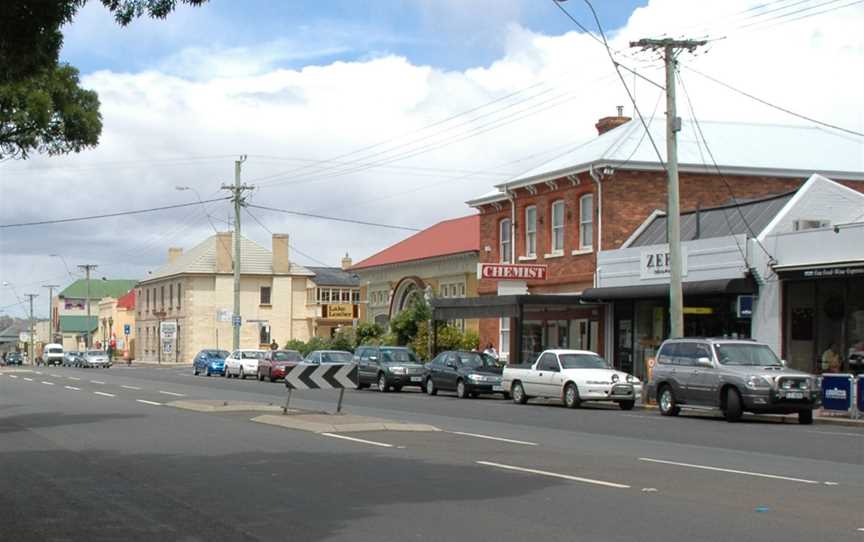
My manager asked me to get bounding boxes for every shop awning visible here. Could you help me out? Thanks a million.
[431,294,584,320]
[580,277,756,302]
[772,261,864,279]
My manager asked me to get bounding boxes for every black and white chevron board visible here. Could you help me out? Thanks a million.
[284,363,358,390]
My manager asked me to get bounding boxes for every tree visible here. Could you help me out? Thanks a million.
[0,0,208,159]
[389,298,431,346]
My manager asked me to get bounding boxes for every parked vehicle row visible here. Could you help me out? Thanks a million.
[191,349,352,381]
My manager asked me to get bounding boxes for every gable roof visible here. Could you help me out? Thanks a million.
[143,233,313,282]
[308,267,360,287]
[352,215,480,270]
[59,315,98,333]
[116,289,136,310]
[59,279,138,300]
[468,119,864,206]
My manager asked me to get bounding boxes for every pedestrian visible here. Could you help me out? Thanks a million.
[483,342,499,361]
[270,340,279,351]
[821,343,841,373]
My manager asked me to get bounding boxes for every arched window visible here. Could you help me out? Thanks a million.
[500,219,512,263]
[579,194,594,250]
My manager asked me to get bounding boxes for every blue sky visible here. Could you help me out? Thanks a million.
[61,0,648,74]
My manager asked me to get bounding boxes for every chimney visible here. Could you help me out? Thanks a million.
[341,253,352,270]
[168,247,183,264]
[272,234,290,274]
[595,105,631,135]
[215,232,233,274]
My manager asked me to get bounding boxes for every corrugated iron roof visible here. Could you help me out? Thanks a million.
[352,215,479,269]
[116,290,136,310]
[59,315,98,333]
[307,267,360,287]
[59,279,138,300]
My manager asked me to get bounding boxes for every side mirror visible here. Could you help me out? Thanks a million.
[446,361,457,369]
[780,359,787,367]
[697,357,713,367]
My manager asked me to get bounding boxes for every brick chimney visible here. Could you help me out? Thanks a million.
[168,247,183,264]
[595,105,631,135]
[215,232,233,273]
[272,234,290,274]
[341,253,352,270]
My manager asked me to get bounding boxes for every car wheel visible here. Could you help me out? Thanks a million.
[239,367,246,380]
[724,388,743,423]
[563,383,581,409]
[798,409,814,425]
[501,392,511,400]
[426,377,437,396]
[456,379,469,399]
[511,382,527,404]
[618,400,635,411]
[658,386,680,416]
[377,373,389,392]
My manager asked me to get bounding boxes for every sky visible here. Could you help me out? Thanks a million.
[1,0,863,318]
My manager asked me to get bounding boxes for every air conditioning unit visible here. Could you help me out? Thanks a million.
[793,219,830,231]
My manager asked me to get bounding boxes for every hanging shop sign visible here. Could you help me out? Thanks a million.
[325,304,354,320]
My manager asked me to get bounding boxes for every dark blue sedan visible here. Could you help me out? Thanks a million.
[192,349,230,376]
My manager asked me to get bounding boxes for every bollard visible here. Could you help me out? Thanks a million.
[282,388,292,415]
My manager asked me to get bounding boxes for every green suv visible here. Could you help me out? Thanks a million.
[355,346,425,392]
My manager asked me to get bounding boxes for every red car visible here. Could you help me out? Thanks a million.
[257,350,304,382]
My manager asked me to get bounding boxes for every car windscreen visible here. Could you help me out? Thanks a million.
[456,352,491,368]
[381,350,418,364]
[47,348,63,354]
[322,352,353,363]
[273,351,303,361]
[714,344,781,366]
[86,351,104,356]
[558,354,610,369]
[206,350,229,359]
[242,351,266,359]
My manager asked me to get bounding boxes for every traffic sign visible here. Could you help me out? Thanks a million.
[160,321,177,340]
[284,363,358,390]
[162,340,173,354]
[232,315,242,327]
[123,324,131,336]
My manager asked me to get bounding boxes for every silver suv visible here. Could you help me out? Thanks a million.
[648,338,820,424]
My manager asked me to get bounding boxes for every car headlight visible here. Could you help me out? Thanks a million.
[745,375,772,390]
[468,373,483,382]
[390,366,406,375]
[611,374,620,383]
[812,376,822,390]
[625,374,634,383]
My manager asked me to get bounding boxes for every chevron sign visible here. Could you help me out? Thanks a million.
[284,363,358,390]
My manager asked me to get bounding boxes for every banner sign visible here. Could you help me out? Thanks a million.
[821,374,853,411]
[776,264,864,281]
[160,321,177,340]
[478,263,548,281]
[325,304,354,320]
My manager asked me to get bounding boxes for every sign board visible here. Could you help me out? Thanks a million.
[736,295,754,318]
[639,246,689,280]
[325,304,354,320]
[18,332,30,342]
[160,321,177,340]
[776,264,864,281]
[232,315,242,327]
[821,374,852,411]
[162,340,173,354]
[284,363,358,390]
[217,308,232,322]
[478,263,548,281]
[682,307,713,315]
[123,324,131,335]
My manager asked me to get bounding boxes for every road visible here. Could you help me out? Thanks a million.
[1,364,861,541]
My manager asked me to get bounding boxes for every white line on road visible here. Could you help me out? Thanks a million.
[7,375,17,379]
[90,380,105,385]
[158,391,185,397]
[68,377,80,381]
[449,431,538,446]
[93,391,115,398]
[803,430,864,438]
[35,371,42,375]
[121,385,142,390]
[321,433,393,448]
[41,381,55,386]
[23,377,33,381]
[50,374,62,378]
[136,400,162,406]
[638,458,821,484]
[64,386,80,391]
[476,461,630,489]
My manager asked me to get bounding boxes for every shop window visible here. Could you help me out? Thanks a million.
[499,318,510,362]
[341,289,350,302]
[525,206,536,258]
[260,286,271,305]
[551,200,564,253]
[352,290,360,304]
[500,219,512,263]
[169,284,174,309]
[579,194,593,250]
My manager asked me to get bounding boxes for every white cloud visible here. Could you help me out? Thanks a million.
[2,0,863,316]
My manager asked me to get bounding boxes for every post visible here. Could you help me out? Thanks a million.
[629,38,705,339]
[282,388,292,414]
[336,388,345,414]
[222,156,249,352]
[43,284,58,342]
[77,264,98,348]
[26,294,37,365]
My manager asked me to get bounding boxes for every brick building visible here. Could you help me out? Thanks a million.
[460,115,864,365]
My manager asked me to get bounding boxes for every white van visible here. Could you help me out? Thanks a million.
[44,343,64,366]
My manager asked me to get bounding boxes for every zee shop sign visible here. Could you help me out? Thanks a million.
[640,246,688,280]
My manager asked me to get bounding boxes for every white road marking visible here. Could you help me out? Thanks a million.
[90,380,105,384]
[158,391,185,397]
[35,371,43,375]
[121,385,141,390]
[476,461,630,489]
[41,381,55,386]
[7,375,18,379]
[638,458,821,484]
[825,481,839,486]
[50,374,62,378]
[65,386,81,391]
[321,433,393,448]
[68,376,80,381]
[23,377,34,382]
[449,431,538,446]
[803,430,864,438]
[136,400,162,406]
[93,391,115,397]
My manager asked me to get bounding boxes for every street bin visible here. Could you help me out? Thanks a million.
[821,374,853,412]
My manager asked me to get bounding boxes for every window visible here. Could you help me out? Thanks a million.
[145,289,150,312]
[259,324,270,345]
[322,289,331,303]
[169,284,173,309]
[579,194,594,250]
[524,206,536,257]
[499,318,510,362]
[537,353,559,372]
[177,283,181,309]
[160,286,165,310]
[260,286,272,305]
[352,290,360,303]
[459,284,465,297]
[551,200,564,253]
[500,219,512,263]
[341,289,350,302]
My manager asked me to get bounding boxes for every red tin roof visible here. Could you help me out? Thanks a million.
[116,289,136,310]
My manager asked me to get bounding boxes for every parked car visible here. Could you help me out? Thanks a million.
[192,349,230,376]
[43,343,64,366]
[81,350,110,368]
[502,349,638,409]
[4,352,23,366]
[258,350,304,382]
[355,346,425,392]
[306,350,354,364]
[224,349,267,379]
[63,351,84,367]
[647,338,821,424]
[424,350,506,398]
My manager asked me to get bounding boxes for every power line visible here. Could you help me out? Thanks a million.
[246,203,421,232]
[243,207,332,267]
[0,197,230,229]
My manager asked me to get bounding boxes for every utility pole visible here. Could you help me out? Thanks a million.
[43,284,59,342]
[78,264,98,348]
[25,294,38,365]
[221,155,251,351]
[629,38,705,339]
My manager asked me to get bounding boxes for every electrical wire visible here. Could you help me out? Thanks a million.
[243,207,332,268]
[246,204,420,232]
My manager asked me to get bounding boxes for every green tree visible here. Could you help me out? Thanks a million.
[330,328,355,352]
[389,298,431,346]
[355,322,384,347]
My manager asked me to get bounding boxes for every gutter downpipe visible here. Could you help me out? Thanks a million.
[589,165,603,287]
[505,187,517,264]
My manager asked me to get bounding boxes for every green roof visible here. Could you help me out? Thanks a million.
[59,279,138,300]
[59,315,98,333]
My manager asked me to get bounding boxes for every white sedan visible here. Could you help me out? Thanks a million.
[502,349,640,409]
[224,349,267,379]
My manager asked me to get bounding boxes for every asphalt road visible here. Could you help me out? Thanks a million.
[1,364,862,542]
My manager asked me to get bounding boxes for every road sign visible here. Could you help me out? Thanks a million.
[821,374,853,411]
[123,324,131,336]
[160,321,177,340]
[232,315,242,327]
[284,363,358,390]
[217,309,232,322]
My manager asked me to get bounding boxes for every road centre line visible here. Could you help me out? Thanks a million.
[65,386,81,391]
[50,374,61,378]
[90,380,105,385]
[68,377,80,381]
[93,391,116,398]
[41,381,55,386]
[121,385,142,390]
[23,377,33,381]
[476,461,630,489]
[638,458,821,484]
[35,371,42,375]
[321,433,394,448]
[158,391,185,397]
[449,431,538,446]
[136,400,162,406]
[7,375,17,379]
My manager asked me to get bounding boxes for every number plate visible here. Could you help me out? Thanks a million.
[784,391,804,399]
[410,376,423,382]
[493,385,504,392]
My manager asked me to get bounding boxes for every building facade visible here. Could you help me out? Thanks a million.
[97,289,136,356]
[56,278,138,350]
[307,256,361,338]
